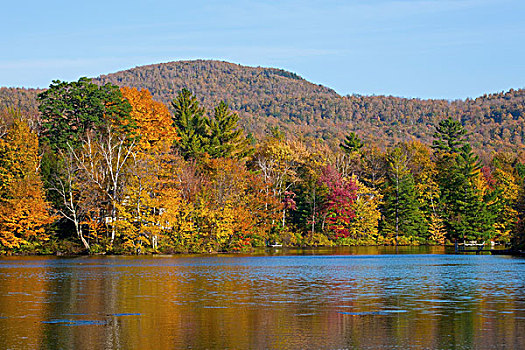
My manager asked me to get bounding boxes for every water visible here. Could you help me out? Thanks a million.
[0,247,524,349]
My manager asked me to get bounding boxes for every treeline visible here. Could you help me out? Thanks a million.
[1,77,525,255]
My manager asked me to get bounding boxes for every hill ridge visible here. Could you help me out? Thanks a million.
[2,60,525,158]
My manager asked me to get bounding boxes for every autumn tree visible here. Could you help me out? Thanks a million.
[318,165,357,239]
[490,151,521,243]
[112,87,179,252]
[251,135,308,229]
[121,87,178,150]
[349,176,382,244]
[0,114,53,253]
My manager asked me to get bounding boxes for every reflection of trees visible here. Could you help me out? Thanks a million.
[0,254,524,348]
[0,257,48,349]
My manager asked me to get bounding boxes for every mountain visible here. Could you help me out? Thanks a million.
[2,60,525,158]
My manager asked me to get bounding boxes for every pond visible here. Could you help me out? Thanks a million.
[0,247,524,349]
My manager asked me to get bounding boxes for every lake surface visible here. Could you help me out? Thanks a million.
[0,247,524,349]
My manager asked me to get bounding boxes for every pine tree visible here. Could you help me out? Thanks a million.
[432,117,466,154]
[340,132,364,154]
[442,144,498,242]
[37,77,133,151]
[171,89,208,160]
[381,147,427,245]
[206,101,252,159]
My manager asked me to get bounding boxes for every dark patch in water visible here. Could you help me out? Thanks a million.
[42,319,106,326]
[109,313,141,317]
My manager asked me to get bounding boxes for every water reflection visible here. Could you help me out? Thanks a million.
[0,248,524,349]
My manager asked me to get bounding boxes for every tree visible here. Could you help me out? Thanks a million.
[292,151,327,237]
[207,101,252,159]
[114,151,163,253]
[319,165,357,239]
[121,87,178,150]
[49,148,95,251]
[491,152,520,243]
[171,89,208,160]
[432,117,466,154]
[441,144,498,242]
[348,176,382,244]
[381,147,426,245]
[340,132,364,154]
[70,128,136,247]
[251,136,307,229]
[0,115,54,252]
[401,141,442,242]
[37,78,133,151]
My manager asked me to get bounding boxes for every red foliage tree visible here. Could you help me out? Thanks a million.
[319,165,357,238]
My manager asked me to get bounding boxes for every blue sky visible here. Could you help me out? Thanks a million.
[1,0,524,99]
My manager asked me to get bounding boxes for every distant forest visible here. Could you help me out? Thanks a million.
[1,60,525,163]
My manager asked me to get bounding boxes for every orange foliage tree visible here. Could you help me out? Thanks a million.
[115,87,179,252]
[0,115,54,252]
[121,87,178,150]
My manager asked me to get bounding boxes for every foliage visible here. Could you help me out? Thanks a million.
[207,101,253,159]
[340,132,364,154]
[0,115,54,252]
[5,61,525,159]
[171,88,208,160]
[4,78,525,254]
[347,176,382,244]
[318,165,357,239]
[37,77,134,151]
[432,117,467,154]
[381,147,427,244]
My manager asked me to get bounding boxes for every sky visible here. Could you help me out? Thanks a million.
[1,0,524,99]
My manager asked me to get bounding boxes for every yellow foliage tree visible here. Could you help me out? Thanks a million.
[348,176,383,245]
[158,187,197,252]
[112,87,180,252]
[120,87,178,150]
[0,116,54,252]
[492,152,521,243]
[428,214,446,244]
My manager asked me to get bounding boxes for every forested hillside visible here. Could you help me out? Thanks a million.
[1,69,525,255]
[2,60,525,160]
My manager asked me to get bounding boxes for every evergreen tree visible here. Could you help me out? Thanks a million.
[432,117,466,154]
[207,101,252,159]
[171,89,208,160]
[291,152,326,237]
[340,132,364,154]
[37,77,133,151]
[381,147,427,245]
[441,144,498,242]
